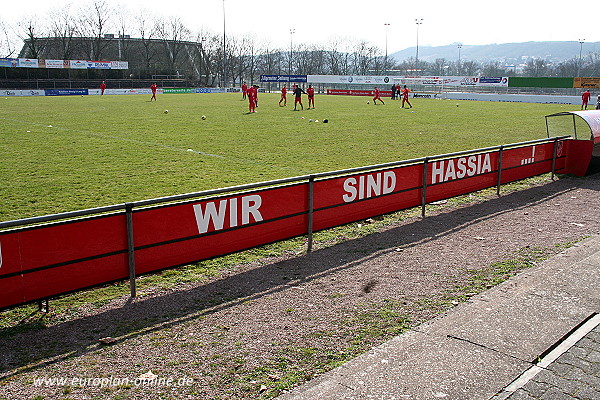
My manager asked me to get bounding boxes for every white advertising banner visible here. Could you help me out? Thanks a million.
[18,58,39,68]
[110,61,129,70]
[45,60,65,69]
[308,75,509,88]
[70,60,87,69]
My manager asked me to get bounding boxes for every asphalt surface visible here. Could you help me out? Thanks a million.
[277,235,600,400]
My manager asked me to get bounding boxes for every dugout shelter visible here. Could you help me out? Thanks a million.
[545,110,600,174]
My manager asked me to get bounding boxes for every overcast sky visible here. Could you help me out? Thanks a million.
[2,0,599,55]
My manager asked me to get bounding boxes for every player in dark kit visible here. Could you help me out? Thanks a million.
[293,86,306,111]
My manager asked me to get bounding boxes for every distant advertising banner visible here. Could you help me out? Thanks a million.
[44,59,64,69]
[163,88,195,94]
[70,60,88,69]
[18,58,39,68]
[574,77,600,89]
[45,89,89,96]
[110,61,129,70]
[86,60,111,69]
[0,58,18,67]
[259,75,308,83]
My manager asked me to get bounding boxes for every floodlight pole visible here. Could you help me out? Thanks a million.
[457,43,462,74]
[384,23,390,75]
[415,19,423,68]
[578,39,585,77]
[222,0,227,88]
[289,28,295,77]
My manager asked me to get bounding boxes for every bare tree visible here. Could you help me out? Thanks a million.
[16,17,48,58]
[0,19,18,58]
[48,5,78,60]
[155,16,191,76]
[523,58,548,77]
[77,0,113,60]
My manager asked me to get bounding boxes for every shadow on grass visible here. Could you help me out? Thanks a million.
[0,174,598,379]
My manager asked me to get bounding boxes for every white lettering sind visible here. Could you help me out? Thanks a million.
[193,194,263,234]
[431,153,492,184]
[342,171,396,203]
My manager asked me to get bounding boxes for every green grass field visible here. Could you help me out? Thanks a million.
[0,92,573,221]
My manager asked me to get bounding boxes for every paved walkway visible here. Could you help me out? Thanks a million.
[277,235,600,400]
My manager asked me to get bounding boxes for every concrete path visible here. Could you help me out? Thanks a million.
[277,235,600,400]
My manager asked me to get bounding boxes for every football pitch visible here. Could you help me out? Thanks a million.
[0,93,570,221]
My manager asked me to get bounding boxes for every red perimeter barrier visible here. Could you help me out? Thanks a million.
[0,138,580,310]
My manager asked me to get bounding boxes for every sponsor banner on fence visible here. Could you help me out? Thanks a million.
[574,77,600,89]
[45,89,89,96]
[45,59,65,69]
[86,60,112,69]
[444,92,581,105]
[18,58,39,68]
[70,60,88,69]
[110,61,129,70]
[163,88,195,94]
[0,89,45,96]
[0,58,18,68]
[260,75,308,83]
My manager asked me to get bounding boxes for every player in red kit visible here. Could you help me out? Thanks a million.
[372,87,385,105]
[582,90,591,110]
[248,85,258,113]
[242,83,248,100]
[150,83,158,101]
[100,81,106,95]
[279,86,287,106]
[307,85,315,109]
[401,85,412,108]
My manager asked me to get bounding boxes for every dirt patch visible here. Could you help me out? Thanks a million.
[1,174,599,400]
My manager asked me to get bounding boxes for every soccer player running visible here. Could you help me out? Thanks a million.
[150,83,158,101]
[307,85,315,109]
[401,85,412,108]
[582,90,591,110]
[279,85,287,106]
[372,87,385,105]
[293,86,306,111]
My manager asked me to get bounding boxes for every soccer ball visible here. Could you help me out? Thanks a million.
[456,103,459,107]
[309,119,313,122]
[201,115,207,120]
[367,101,370,104]
[164,110,168,114]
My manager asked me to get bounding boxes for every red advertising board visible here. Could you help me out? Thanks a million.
[132,184,309,274]
[0,215,129,309]
[327,89,392,97]
[0,138,574,310]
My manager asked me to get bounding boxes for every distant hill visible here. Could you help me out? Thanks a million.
[390,41,600,65]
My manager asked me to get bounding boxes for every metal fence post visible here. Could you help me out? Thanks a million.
[421,158,429,218]
[125,203,137,298]
[307,175,315,252]
[497,146,504,196]
[551,138,558,181]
